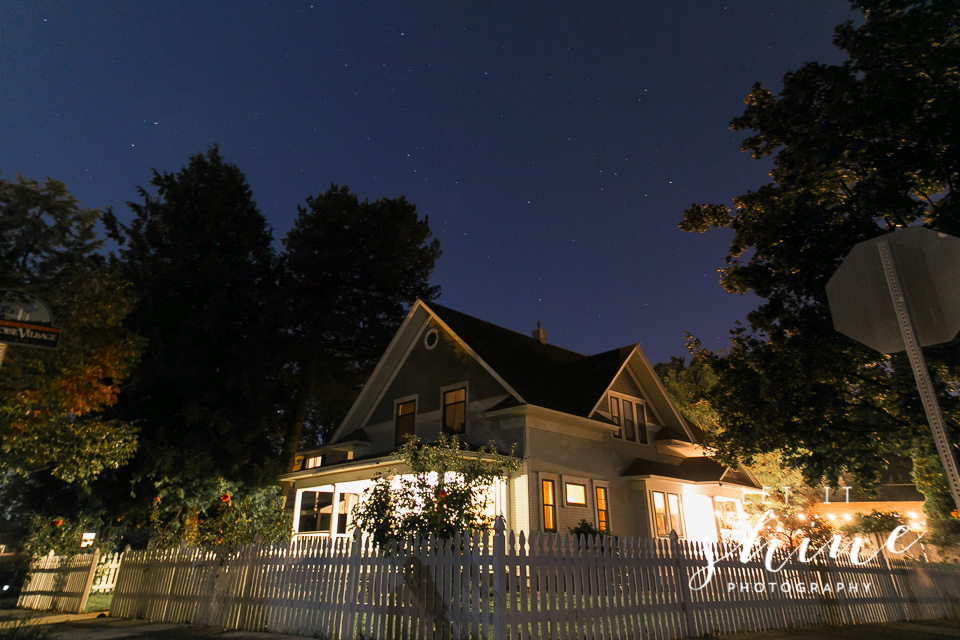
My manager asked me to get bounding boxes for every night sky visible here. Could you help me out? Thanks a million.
[1,2,856,365]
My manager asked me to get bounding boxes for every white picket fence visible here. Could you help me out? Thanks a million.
[103,519,960,640]
[91,551,124,593]
[17,549,124,613]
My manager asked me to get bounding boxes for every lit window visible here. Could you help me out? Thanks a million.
[652,490,685,537]
[596,487,609,532]
[565,483,587,506]
[395,400,416,445]
[542,480,557,532]
[443,387,466,434]
[305,456,322,469]
[667,493,685,537]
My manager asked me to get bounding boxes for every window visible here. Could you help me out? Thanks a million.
[443,387,466,434]
[667,493,685,537]
[636,403,648,444]
[622,400,636,441]
[305,455,322,469]
[652,491,685,537]
[596,486,609,532]
[395,399,416,445]
[565,483,587,506]
[610,394,647,444]
[542,480,557,532]
[298,491,334,533]
[610,397,622,438]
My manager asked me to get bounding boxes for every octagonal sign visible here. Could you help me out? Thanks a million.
[826,227,960,354]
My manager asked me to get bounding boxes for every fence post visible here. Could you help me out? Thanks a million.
[670,530,696,638]
[492,516,506,640]
[340,528,363,640]
[77,548,101,615]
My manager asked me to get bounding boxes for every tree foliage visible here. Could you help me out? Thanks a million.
[278,185,441,469]
[351,434,520,548]
[679,0,960,531]
[117,148,284,488]
[148,477,291,551]
[0,175,142,483]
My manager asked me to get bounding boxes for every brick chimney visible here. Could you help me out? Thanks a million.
[532,321,547,344]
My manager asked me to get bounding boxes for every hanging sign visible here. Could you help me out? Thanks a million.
[0,290,60,350]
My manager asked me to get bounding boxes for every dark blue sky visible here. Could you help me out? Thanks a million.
[1,2,855,364]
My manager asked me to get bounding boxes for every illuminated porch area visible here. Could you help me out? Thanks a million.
[624,456,762,543]
[290,473,512,538]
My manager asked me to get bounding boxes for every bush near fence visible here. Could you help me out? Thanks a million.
[101,518,960,640]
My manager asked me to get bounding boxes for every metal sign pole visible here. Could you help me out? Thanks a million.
[878,240,960,512]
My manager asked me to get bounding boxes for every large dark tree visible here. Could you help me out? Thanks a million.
[118,148,283,489]
[680,0,960,535]
[279,185,441,474]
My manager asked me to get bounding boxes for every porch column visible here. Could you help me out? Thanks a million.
[292,489,305,534]
[330,485,342,536]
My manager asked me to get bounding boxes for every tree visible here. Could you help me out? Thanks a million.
[117,148,284,490]
[148,477,290,550]
[679,0,960,534]
[0,174,142,483]
[654,352,816,518]
[351,434,520,548]
[278,185,441,473]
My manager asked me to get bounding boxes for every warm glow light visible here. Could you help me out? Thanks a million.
[827,513,837,520]
[684,495,719,542]
[843,513,852,521]
[797,513,806,521]
[908,512,918,519]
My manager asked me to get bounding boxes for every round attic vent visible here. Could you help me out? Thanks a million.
[424,328,439,350]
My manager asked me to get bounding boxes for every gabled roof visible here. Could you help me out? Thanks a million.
[329,300,694,444]
[430,304,634,417]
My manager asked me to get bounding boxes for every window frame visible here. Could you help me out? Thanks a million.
[394,396,417,446]
[441,382,468,435]
[608,393,648,444]
[595,484,611,532]
[651,490,685,538]
[610,396,622,438]
[564,482,587,506]
[541,477,558,533]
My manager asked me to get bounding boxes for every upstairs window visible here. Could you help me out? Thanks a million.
[610,394,647,444]
[610,397,622,438]
[395,399,416,445]
[443,387,466,434]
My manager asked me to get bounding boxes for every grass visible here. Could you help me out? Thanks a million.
[83,593,112,613]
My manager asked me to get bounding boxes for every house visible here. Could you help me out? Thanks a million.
[279,301,760,542]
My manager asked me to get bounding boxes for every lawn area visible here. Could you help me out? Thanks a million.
[83,593,112,613]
